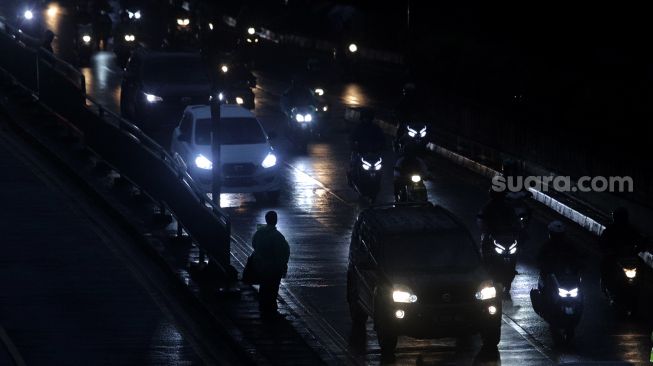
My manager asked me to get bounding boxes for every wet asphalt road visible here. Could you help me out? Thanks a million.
[3,1,652,365]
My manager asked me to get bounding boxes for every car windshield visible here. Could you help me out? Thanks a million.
[381,232,480,271]
[195,118,267,145]
[143,56,209,85]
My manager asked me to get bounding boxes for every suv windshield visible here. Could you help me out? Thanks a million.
[381,232,480,271]
[143,56,209,85]
[195,118,267,145]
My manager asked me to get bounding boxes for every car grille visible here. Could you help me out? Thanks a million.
[419,286,475,304]
[223,163,257,176]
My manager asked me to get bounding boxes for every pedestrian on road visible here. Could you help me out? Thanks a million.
[251,210,290,319]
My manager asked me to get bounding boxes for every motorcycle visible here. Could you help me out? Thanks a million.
[75,22,94,66]
[530,264,583,343]
[164,7,198,49]
[348,152,383,202]
[395,171,427,202]
[394,122,429,154]
[481,230,519,294]
[600,255,640,316]
[285,105,319,152]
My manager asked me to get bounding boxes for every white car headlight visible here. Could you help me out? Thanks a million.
[144,93,163,103]
[392,287,417,303]
[623,268,637,279]
[82,35,91,43]
[475,285,497,300]
[558,288,579,298]
[411,175,421,183]
[261,153,277,168]
[235,97,244,105]
[194,155,212,170]
[218,92,224,101]
[314,88,324,96]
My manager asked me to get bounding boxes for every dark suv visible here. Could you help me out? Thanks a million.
[120,50,211,131]
[347,203,502,354]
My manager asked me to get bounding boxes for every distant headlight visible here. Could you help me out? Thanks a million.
[195,154,212,170]
[261,153,277,168]
[144,93,163,103]
[475,285,497,300]
[295,114,312,123]
[304,114,313,122]
[411,175,421,183]
[82,35,92,44]
[247,27,256,35]
[295,114,304,122]
[218,92,224,101]
[177,18,190,26]
[348,43,358,53]
[314,88,324,96]
[419,126,427,138]
[124,34,136,42]
[392,287,417,303]
[558,288,578,298]
[23,10,34,20]
[623,268,637,279]
[220,65,229,73]
[322,105,328,112]
[235,97,244,105]
[208,22,214,30]
[128,10,141,19]
[407,126,417,138]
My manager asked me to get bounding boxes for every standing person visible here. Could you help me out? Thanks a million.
[252,211,290,319]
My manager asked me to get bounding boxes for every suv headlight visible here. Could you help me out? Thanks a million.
[623,267,637,279]
[261,153,277,168]
[558,288,578,298]
[144,93,163,103]
[195,154,212,170]
[475,283,497,300]
[124,34,136,42]
[392,286,418,303]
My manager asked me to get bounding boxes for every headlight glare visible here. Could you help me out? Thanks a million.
[235,97,244,105]
[475,285,497,300]
[623,268,637,279]
[411,175,421,183]
[194,155,212,170]
[261,153,277,168]
[558,287,579,298]
[392,288,417,303]
[144,93,162,103]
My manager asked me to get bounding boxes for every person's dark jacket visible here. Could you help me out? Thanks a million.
[252,225,290,277]
[537,237,580,275]
[477,198,520,234]
[599,223,642,256]
[351,121,385,153]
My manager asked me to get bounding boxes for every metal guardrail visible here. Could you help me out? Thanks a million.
[0,16,232,273]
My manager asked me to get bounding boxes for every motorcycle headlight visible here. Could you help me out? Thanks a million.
[393,286,418,303]
[254,38,259,43]
[220,65,229,73]
[411,175,421,183]
[322,105,328,112]
[374,158,382,171]
[407,126,417,138]
[509,241,518,254]
[623,268,637,279]
[246,38,252,43]
[314,88,325,96]
[134,11,141,20]
[235,97,244,105]
[23,10,34,20]
[194,154,212,170]
[295,114,304,122]
[361,158,371,171]
[493,241,505,254]
[247,27,256,35]
[208,22,214,30]
[177,18,190,26]
[261,153,277,168]
[144,93,163,103]
[475,284,497,300]
[124,34,136,42]
[419,126,427,138]
[82,35,92,44]
[558,288,579,298]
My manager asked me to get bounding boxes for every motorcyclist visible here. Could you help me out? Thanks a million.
[394,83,426,149]
[502,159,533,232]
[477,188,520,238]
[349,109,385,175]
[280,77,317,115]
[535,221,581,304]
[599,207,641,256]
[393,151,428,199]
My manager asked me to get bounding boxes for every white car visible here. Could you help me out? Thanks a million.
[170,104,280,201]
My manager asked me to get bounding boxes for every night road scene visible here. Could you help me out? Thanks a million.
[0,0,652,365]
